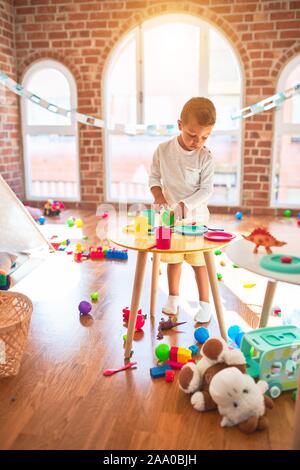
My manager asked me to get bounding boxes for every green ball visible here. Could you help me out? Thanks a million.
[217,272,223,280]
[67,217,75,227]
[155,343,170,361]
[214,249,222,256]
[283,209,292,217]
[90,292,99,302]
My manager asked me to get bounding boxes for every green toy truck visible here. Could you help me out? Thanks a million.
[240,325,300,399]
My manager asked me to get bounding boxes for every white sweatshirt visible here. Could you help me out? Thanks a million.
[149,136,214,222]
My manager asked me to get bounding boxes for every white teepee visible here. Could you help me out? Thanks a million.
[0,174,52,253]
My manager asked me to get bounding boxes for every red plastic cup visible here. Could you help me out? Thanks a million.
[155,227,172,250]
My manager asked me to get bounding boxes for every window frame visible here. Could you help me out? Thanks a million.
[271,54,300,208]
[21,59,80,202]
[104,14,243,206]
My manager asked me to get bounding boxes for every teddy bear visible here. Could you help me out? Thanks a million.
[209,366,274,433]
[178,337,247,411]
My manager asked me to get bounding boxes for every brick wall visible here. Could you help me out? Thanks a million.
[0,0,23,198]
[3,0,300,213]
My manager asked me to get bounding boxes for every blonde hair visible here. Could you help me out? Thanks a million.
[180,97,216,126]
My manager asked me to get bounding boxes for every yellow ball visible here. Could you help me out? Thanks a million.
[75,218,83,228]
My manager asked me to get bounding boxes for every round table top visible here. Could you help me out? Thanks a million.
[109,228,238,254]
[225,238,300,286]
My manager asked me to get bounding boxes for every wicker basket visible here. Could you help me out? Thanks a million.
[0,291,33,378]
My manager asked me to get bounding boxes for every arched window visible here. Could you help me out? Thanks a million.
[104,14,242,205]
[272,55,300,206]
[22,60,79,200]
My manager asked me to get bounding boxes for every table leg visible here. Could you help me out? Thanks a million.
[292,369,300,449]
[203,250,227,340]
[150,252,160,318]
[124,251,148,360]
[259,280,277,328]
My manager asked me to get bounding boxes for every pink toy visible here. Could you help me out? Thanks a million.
[103,361,137,376]
[99,212,109,220]
[122,307,142,321]
[155,227,172,250]
[122,307,145,331]
[297,220,300,227]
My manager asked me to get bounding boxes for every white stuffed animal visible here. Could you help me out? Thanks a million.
[209,367,273,434]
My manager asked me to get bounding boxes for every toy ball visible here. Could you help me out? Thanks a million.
[214,249,222,256]
[235,211,243,220]
[297,220,300,227]
[298,212,300,220]
[194,327,209,344]
[90,292,99,302]
[235,331,245,347]
[155,343,170,361]
[78,300,92,315]
[228,325,242,342]
[67,217,75,227]
[75,218,83,228]
[283,209,292,218]
[217,272,223,281]
[38,216,46,225]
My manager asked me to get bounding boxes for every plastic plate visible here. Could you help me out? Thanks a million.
[203,231,236,242]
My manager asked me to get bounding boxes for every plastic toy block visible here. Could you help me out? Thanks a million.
[177,347,192,364]
[169,346,179,362]
[150,364,172,378]
[165,360,184,369]
[106,249,128,260]
[165,370,175,383]
[74,252,82,262]
[188,345,199,356]
[89,246,105,260]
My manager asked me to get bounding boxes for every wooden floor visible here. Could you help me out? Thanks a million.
[0,210,298,450]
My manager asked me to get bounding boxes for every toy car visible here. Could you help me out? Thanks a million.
[240,325,300,398]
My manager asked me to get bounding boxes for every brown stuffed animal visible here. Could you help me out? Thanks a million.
[178,338,247,411]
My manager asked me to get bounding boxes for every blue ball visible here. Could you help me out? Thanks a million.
[298,212,300,220]
[235,331,245,347]
[228,325,242,342]
[194,327,209,344]
[235,211,243,220]
[38,216,46,225]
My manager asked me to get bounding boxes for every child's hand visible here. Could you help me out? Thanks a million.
[154,195,168,205]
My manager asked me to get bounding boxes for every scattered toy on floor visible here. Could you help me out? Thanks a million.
[194,327,209,344]
[243,283,256,288]
[178,338,247,413]
[235,211,243,220]
[122,307,146,331]
[103,361,137,376]
[228,325,245,347]
[217,273,222,281]
[240,325,300,399]
[44,199,64,216]
[210,366,274,434]
[38,216,46,225]
[78,300,92,316]
[283,209,292,218]
[271,306,281,317]
[90,292,99,302]
[0,270,10,290]
[156,317,187,340]
[242,227,287,254]
[214,249,222,255]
